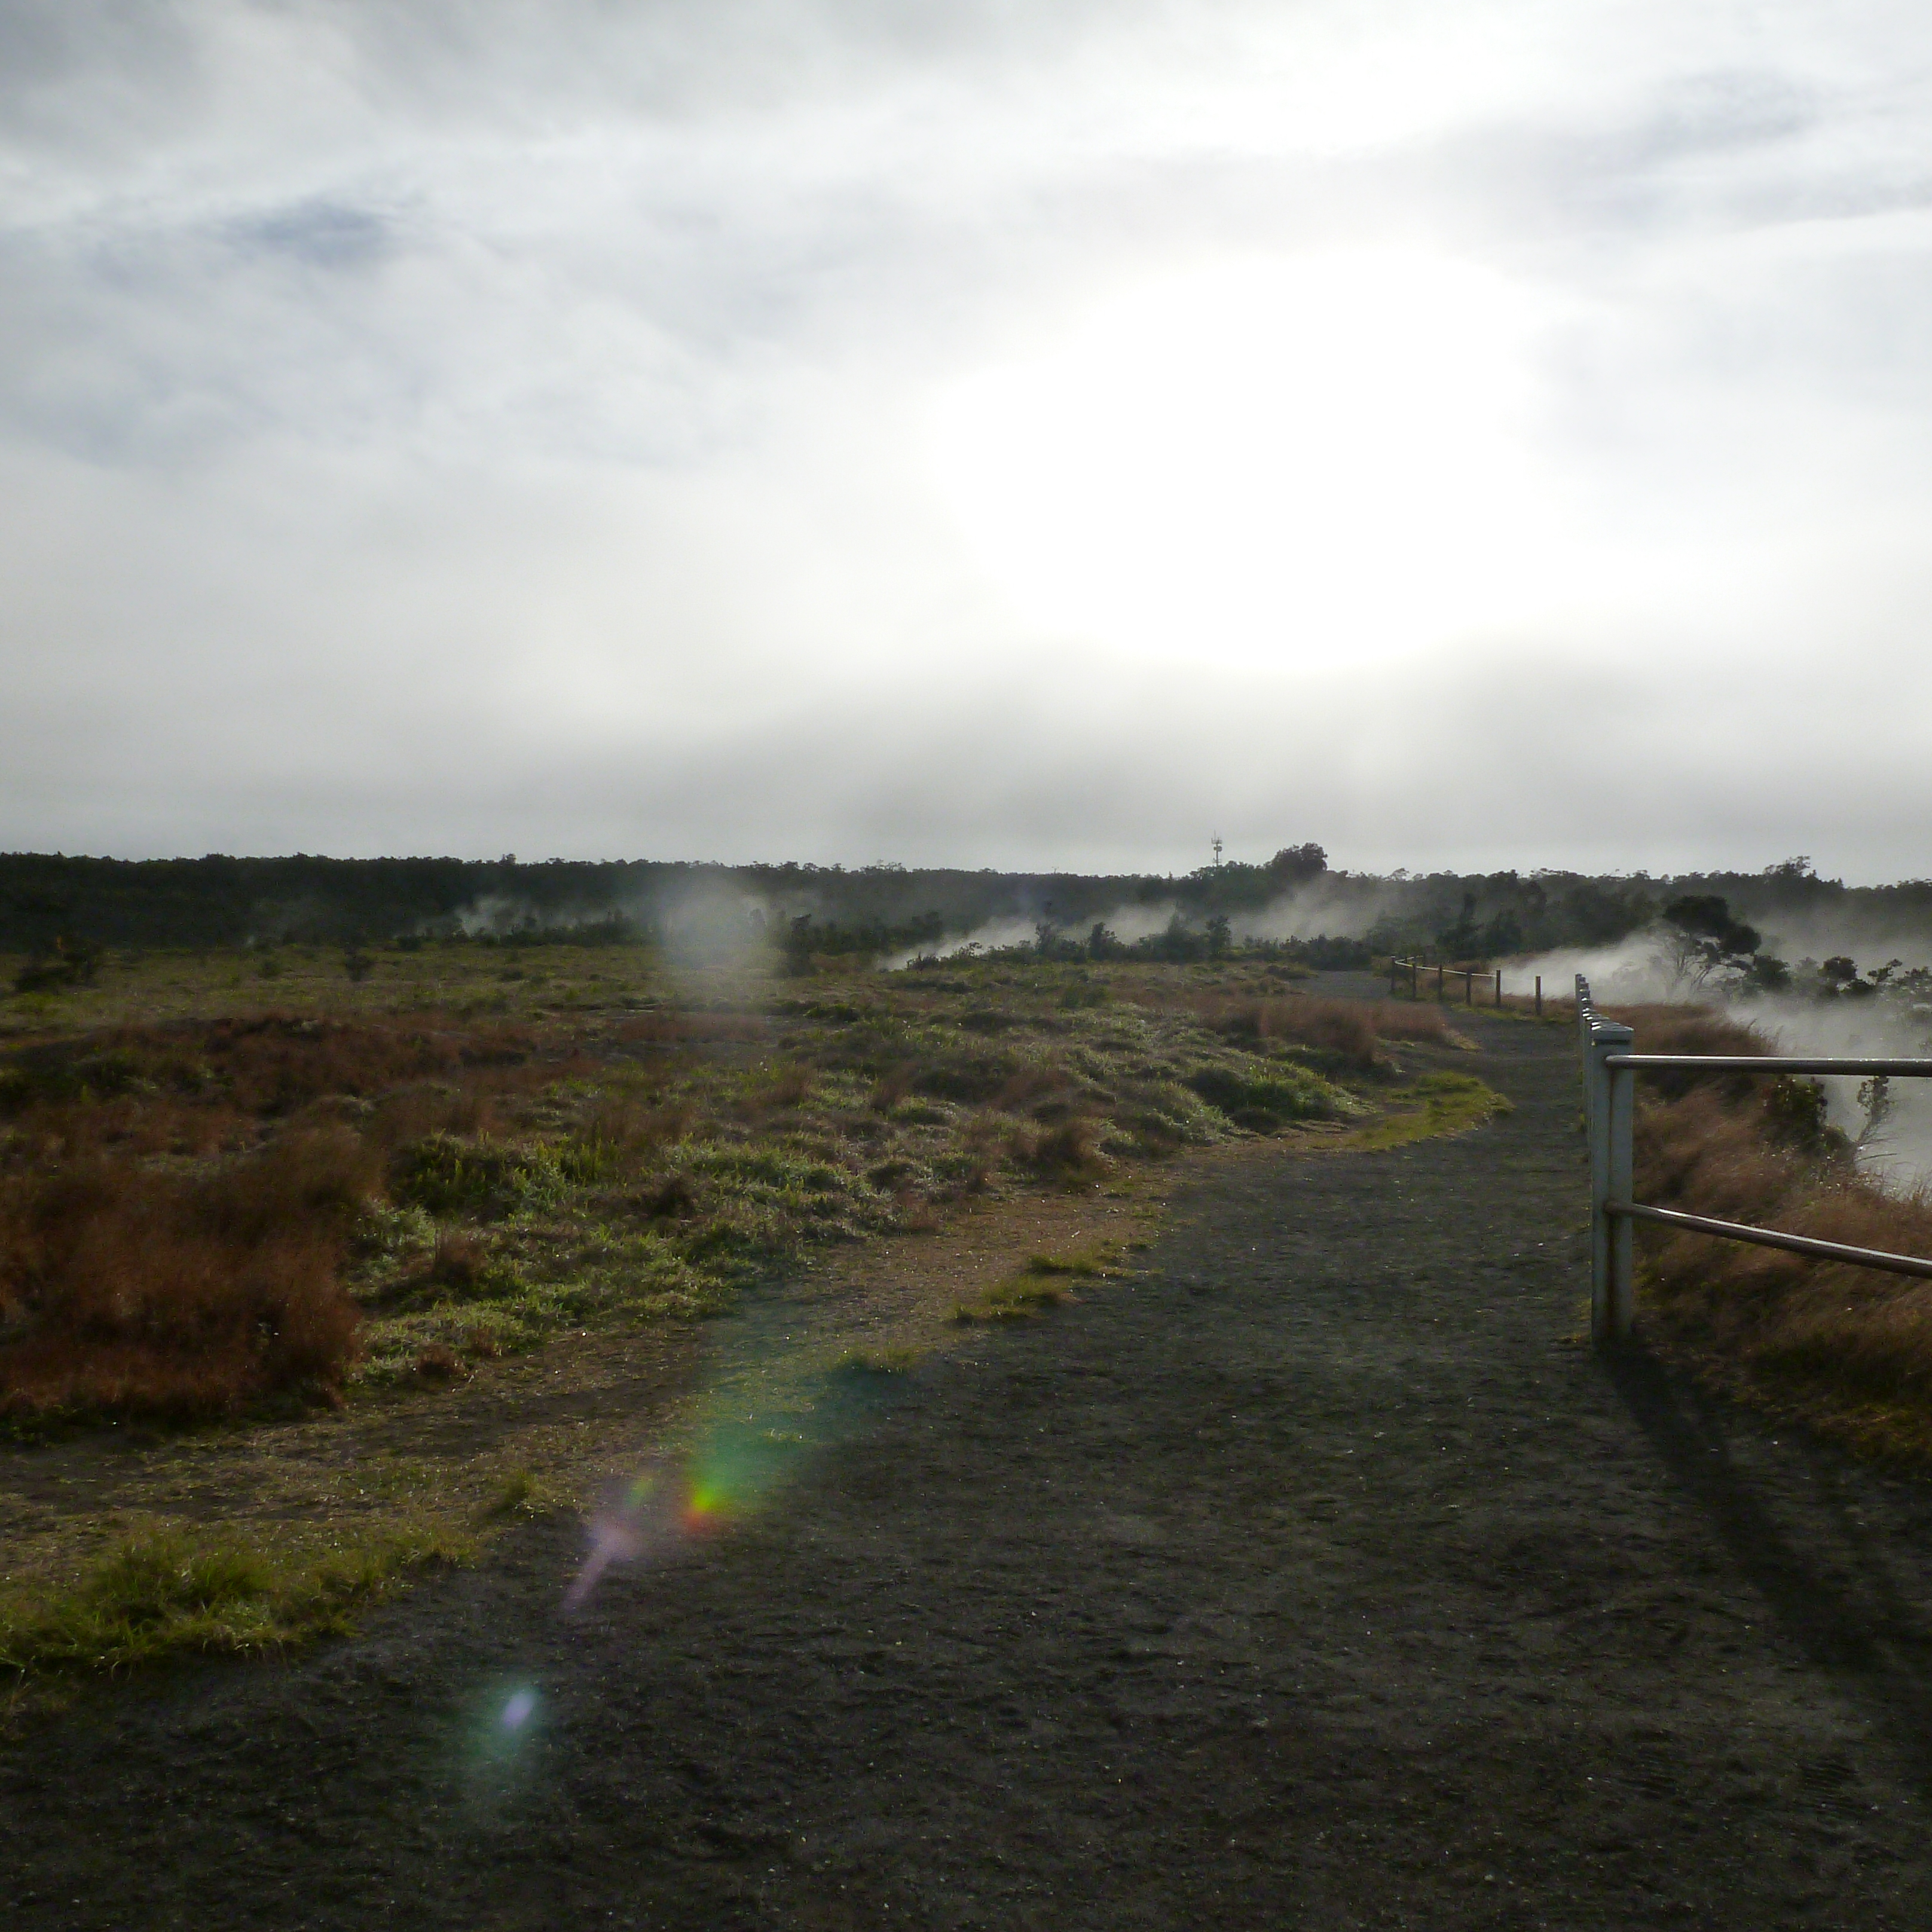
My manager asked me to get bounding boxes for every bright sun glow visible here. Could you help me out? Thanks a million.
[931,250,1567,667]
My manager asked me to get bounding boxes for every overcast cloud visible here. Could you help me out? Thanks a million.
[3,0,1930,877]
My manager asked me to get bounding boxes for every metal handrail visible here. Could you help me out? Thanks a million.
[1576,973,1932,1345]
[1609,1054,1932,1076]
[1607,1201,1932,1280]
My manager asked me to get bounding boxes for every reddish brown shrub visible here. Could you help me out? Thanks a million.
[409,1228,490,1291]
[1370,1002,1451,1044]
[894,1188,943,1233]
[364,1084,502,1150]
[0,1007,640,1422]
[571,1097,698,1167]
[1124,987,1437,1065]
[0,1131,372,1420]
[413,1342,467,1381]
[637,1173,699,1220]
[0,1182,359,1420]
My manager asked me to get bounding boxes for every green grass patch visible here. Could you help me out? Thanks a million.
[353,1232,733,1384]
[833,1344,925,1375]
[1347,1071,1512,1150]
[483,1466,565,1520]
[1021,1246,1118,1279]
[0,1523,473,1677]
[390,1135,568,1219]
[1184,1062,1342,1130]
[952,1246,1124,1323]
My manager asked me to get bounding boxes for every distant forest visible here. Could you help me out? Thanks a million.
[2,848,1928,967]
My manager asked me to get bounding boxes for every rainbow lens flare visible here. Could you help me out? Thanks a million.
[563,1353,909,1609]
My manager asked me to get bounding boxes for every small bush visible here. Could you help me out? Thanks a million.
[414,1341,467,1380]
[1185,1063,1337,1130]
[485,1466,563,1518]
[1013,1115,1106,1182]
[1023,1249,1111,1278]
[390,1134,565,1219]
[637,1172,699,1220]
[870,1063,919,1111]
[414,1228,490,1292]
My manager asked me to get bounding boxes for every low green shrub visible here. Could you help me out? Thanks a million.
[390,1135,567,1219]
[1185,1063,1338,1130]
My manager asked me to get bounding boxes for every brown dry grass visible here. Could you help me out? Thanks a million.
[1621,1004,1932,1457]
[0,1132,375,1420]
[1125,990,1447,1068]
[1009,1115,1106,1183]
[1371,1002,1455,1045]
[0,1013,589,1423]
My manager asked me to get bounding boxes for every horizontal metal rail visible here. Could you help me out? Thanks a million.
[1607,1054,1932,1077]
[1607,1200,1932,1281]
[1576,972,1932,1344]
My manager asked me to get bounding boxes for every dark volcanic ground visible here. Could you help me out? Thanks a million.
[10,989,1932,1928]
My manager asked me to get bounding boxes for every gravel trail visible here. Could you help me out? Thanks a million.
[10,997,1932,1928]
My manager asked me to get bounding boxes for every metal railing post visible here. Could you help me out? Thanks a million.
[1494,969,1502,1008]
[1437,962,1445,1001]
[1534,974,1542,1018]
[1607,1060,1636,1340]
[1585,1014,1634,1345]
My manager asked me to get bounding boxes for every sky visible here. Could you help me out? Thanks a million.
[3,0,1931,879]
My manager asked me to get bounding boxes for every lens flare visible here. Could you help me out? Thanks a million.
[464,1341,919,1797]
[464,1677,545,1790]
[561,1353,911,1610]
[681,1482,729,1534]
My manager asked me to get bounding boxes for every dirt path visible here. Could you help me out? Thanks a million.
[11,995,1932,1928]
